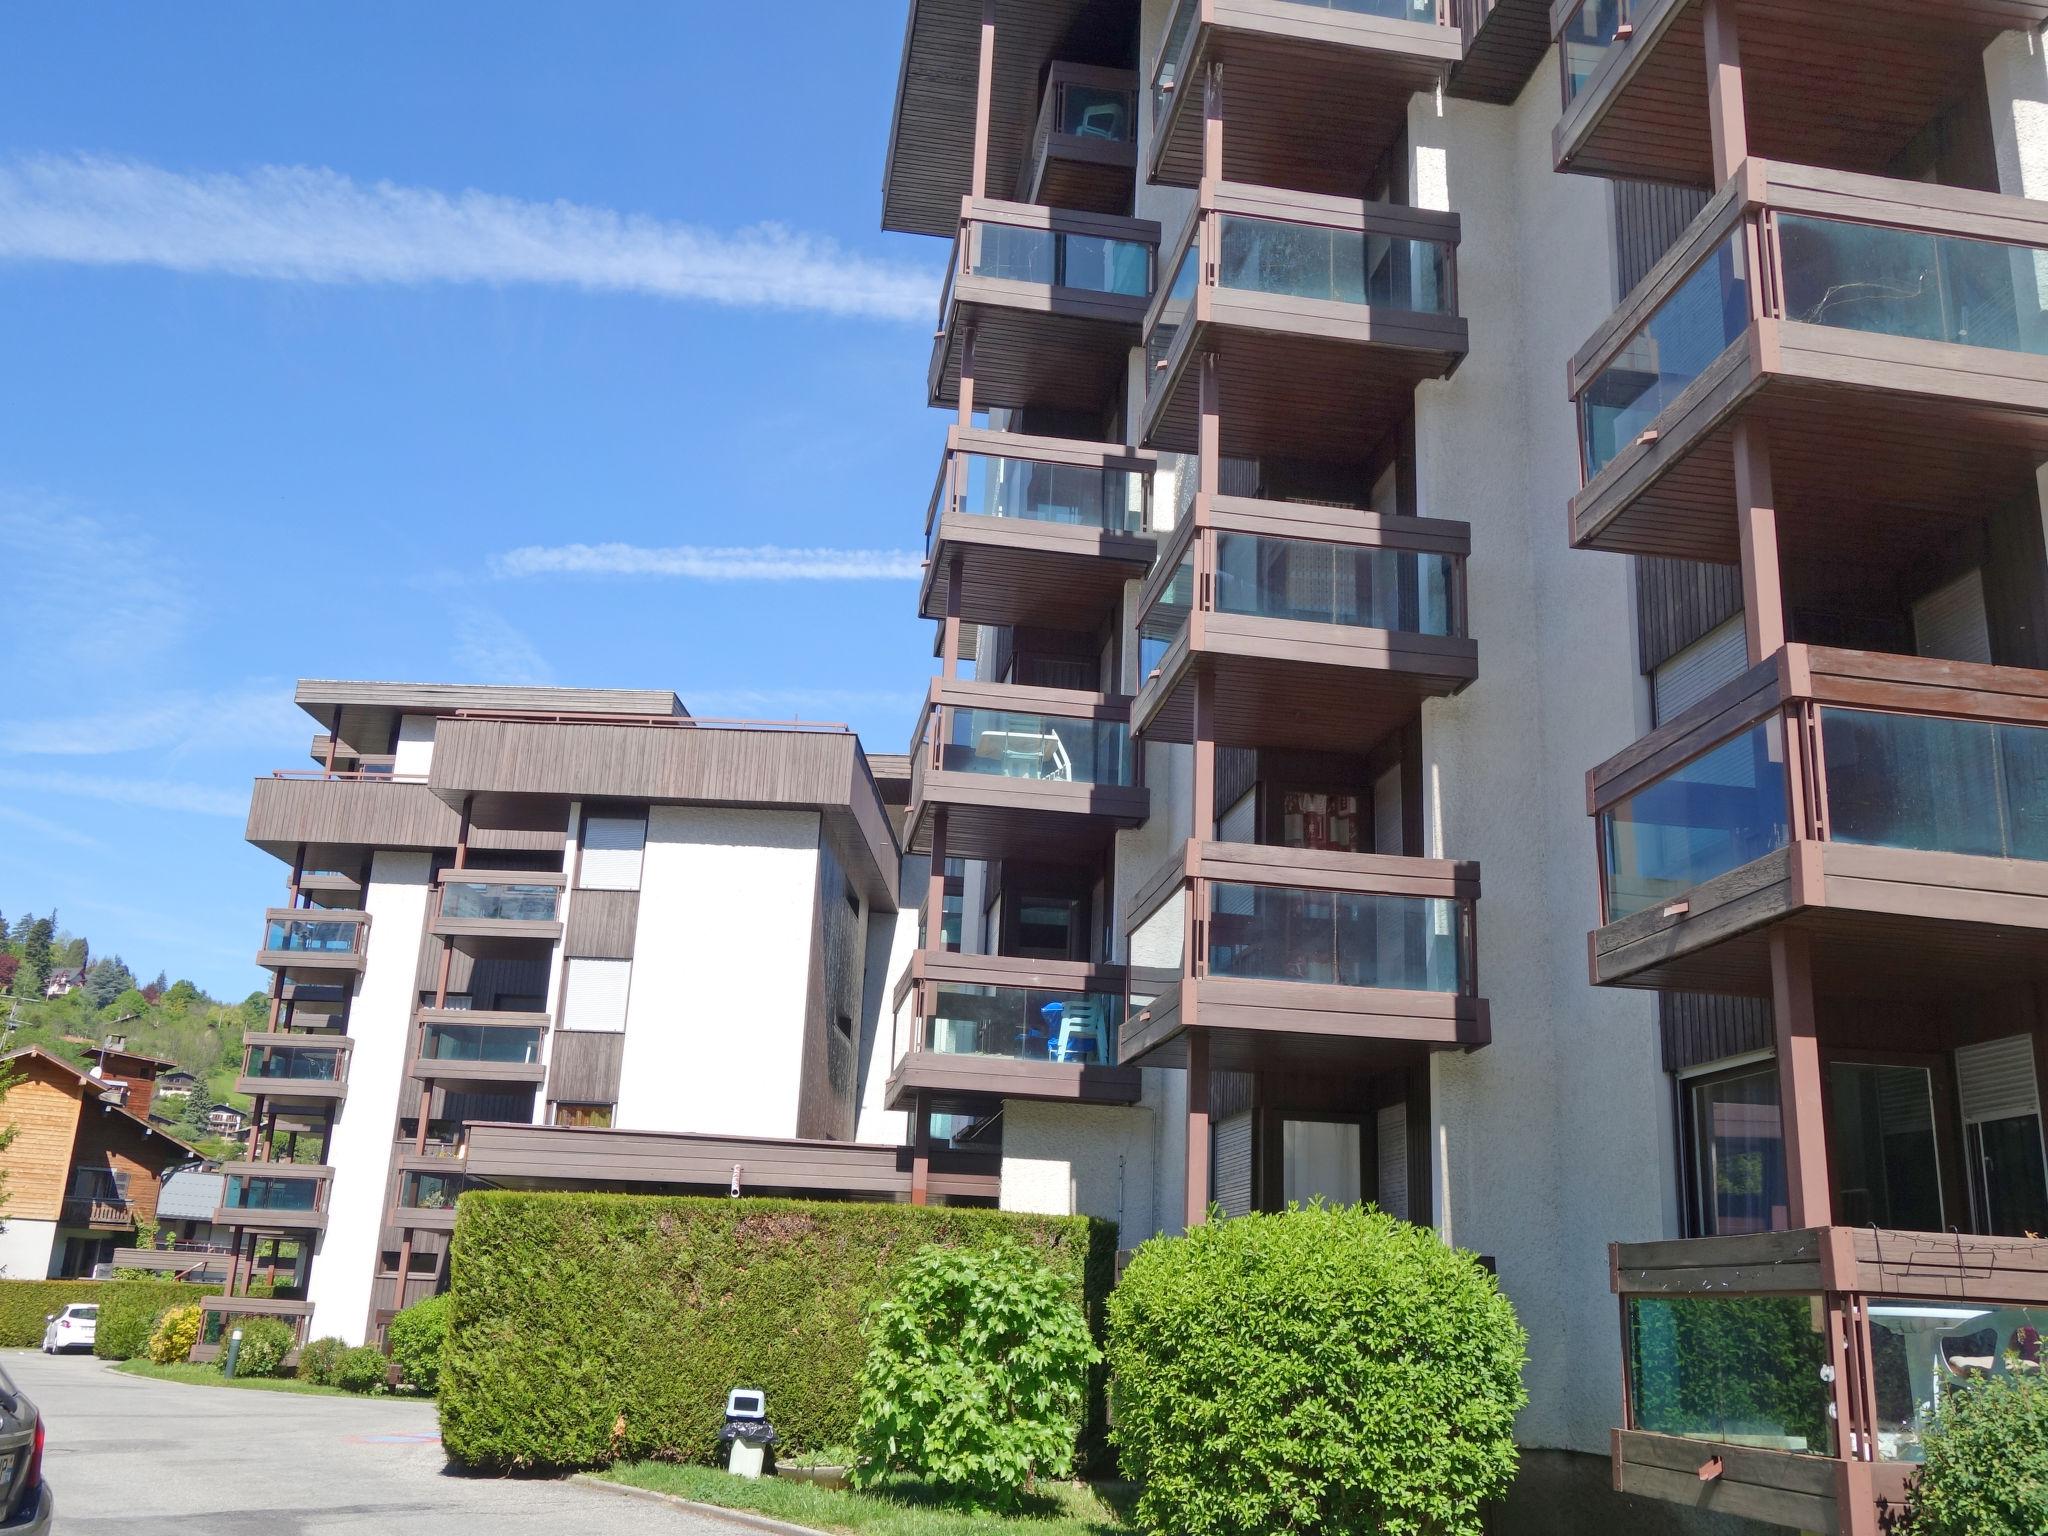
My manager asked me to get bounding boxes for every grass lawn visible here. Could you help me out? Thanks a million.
[596,1462,1134,1536]
[111,1360,359,1397]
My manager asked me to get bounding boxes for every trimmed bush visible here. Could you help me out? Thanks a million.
[1912,1373,2048,1535]
[220,1316,296,1379]
[387,1293,450,1394]
[146,1303,203,1364]
[1107,1205,1528,1536]
[333,1345,391,1395]
[850,1241,1098,1508]
[93,1278,219,1360]
[0,1280,105,1346]
[297,1335,347,1387]
[440,1192,1114,1472]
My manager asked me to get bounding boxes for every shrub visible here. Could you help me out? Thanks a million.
[1911,1373,2048,1535]
[387,1293,450,1394]
[850,1241,1097,1509]
[334,1345,391,1395]
[93,1278,219,1360]
[297,1335,347,1386]
[146,1303,203,1364]
[439,1192,1114,1472]
[0,1280,105,1347]
[1107,1205,1528,1536]
[219,1316,296,1379]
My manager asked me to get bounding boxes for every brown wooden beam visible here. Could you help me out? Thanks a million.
[941,549,964,681]
[1769,928,1831,1227]
[969,0,996,200]
[1733,421,1783,665]
[910,1090,932,1207]
[1700,0,1748,188]
[1185,1028,1211,1229]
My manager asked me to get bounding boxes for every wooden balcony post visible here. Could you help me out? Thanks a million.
[941,550,965,680]
[927,806,950,954]
[970,0,996,200]
[910,1090,932,1206]
[1202,59,1224,182]
[1701,0,1748,187]
[1769,928,1832,1227]
[957,320,979,424]
[1733,421,1785,665]
[1185,1028,1211,1228]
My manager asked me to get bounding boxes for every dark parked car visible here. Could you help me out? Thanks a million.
[0,1363,51,1531]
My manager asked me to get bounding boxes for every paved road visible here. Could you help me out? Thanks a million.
[2,1349,750,1535]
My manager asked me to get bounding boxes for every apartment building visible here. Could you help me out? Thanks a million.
[873,2,2048,1532]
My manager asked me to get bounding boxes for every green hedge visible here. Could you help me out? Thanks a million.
[440,1192,1115,1472]
[94,1279,220,1360]
[0,1280,107,1347]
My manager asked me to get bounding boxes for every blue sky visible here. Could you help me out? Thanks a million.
[0,5,944,998]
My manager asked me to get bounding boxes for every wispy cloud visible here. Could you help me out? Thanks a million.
[0,492,190,673]
[490,542,922,581]
[0,804,106,850]
[0,684,302,758]
[450,607,554,686]
[0,767,243,818]
[0,152,935,322]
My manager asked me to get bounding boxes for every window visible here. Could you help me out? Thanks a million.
[1829,1062,1944,1230]
[1956,1035,2048,1238]
[1376,1105,1409,1220]
[1682,1063,1787,1236]
[1282,1119,1362,1207]
[1912,569,1992,665]
[1652,615,1747,726]
[561,958,631,1032]
[580,813,647,891]
[1281,790,1360,852]
[554,1102,614,1129]
[1015,897,1080,959]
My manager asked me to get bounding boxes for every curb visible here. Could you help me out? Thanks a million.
[572,1474,837,1536]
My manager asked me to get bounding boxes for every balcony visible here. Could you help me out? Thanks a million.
[1143,184,1465,458]
[906,680,1149,861]
[255,909,368,980]
[1591,644,2048,994]
[929,198,1157,415]
[411,1016,547,1086]
[1134,497,1473,752]
[236,1033,351,1108]
[393,1169,462,1232]
[429,870,565,948]
[1552,0,2048,186]
[1609,1227,2048,1533]
[245,772,463,867]
[294,870,363,907]
[920,426,1156,632]
[1148,0,1459,195]
[886,950,1141,1110]
[1572,160,2048,563]
[1016,63,1136,214]
[196,1294,314,1357]
[59,1196,135,1230]
[1122,838,1488,1072]
[214,1163,330,1233]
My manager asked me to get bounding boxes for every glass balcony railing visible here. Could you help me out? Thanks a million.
[956,453,1147,536]
[1148,241,1199,374]
[1581,231,1751,480]
[419,1023,545,1064]
[924,982,1124,1067]
[1600,717,1791,923]
[1057,82,1134,143]
[261,916,363,956]
[242,1044,344,1083]
[1208,881,1463,992]
[1626,1295,1837,1457]
[1138,556,1197,680]
[439,881,560,923]
[1215,531,1456,636]
[969,222,1151,297]
[1560,0,1625,103]
[1777,215,2048,360]
[224,1175,321,1213]
[1152,0,1444,124]
[399,1170,462,1211]
[1821,707,2048,862]
[938,708,1133,786]
[1217,213,1452,314]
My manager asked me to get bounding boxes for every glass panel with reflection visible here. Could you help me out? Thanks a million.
[938,708,1131,785]
[1628,1295,1836,1455]
[439,882,559,922]
[1601,717,1790,921]
[926,982,1123,1065]
[1868,1301,2048,1462]
[1207,882,1461,993]
[1214,531,1455,636]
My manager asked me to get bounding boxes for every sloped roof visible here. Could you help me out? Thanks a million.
[156,1169,225,1221]
[1,1048,201,1162]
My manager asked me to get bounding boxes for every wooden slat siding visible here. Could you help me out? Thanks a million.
[413,946,553,1004]
[544,1032,624,1105]
[246,777,464,855]
[1447,0,1550,106]
[885,1053,1144,1109]
[6,1069,84,1222]
[1634,556,1743,674]
[1612,180,1711,297]
[1193,839,1480,900]
[1658,991,1772,1073]
[563,888,638,959]
[1615,1227,2048,1300]
[297,680,681,718]
[1613,1432,1840,1533]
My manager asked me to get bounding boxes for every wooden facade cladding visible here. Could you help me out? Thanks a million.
[1119,838,1488,1073]
[562,887,638,959]
[1146,0,1459,195]
[464,1121,1001,1204]
[1142,184,1466,458]
[1016,62,1137,213]
[426,714,898,911]
[1588,645,2048,994]
[1569,159,2048,565]
[919,425,1157,633]
[905,678,1150,861]
[1133,495,1476,753]
[1446,0,1550,106]
[1548,0,2048,186]
[246,775,464,862]
[928,198,1159,414]
[545,1030,625,1105]
[296,678,680,762]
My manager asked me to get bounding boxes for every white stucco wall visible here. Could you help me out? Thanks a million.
[392,715,435,777]
[1987,30,2048,200]
[614,805,821,1138]
[0,1219,58,1280]
[1000,1101,1158,1239]
[309,847,432,1345]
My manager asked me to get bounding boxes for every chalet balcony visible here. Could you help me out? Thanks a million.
[906,680,1149,862]
[1147,0,1460,196]
[1591,645,2048,995]
[428,870,565,949]
[236,1033,351,1109]
[410,1016,547,1087]
[214,1162,330,1234]
[1121,838,1488,1073]
[1142,184,1465,459]
[255,909,368,981]
[1015,63,1136,214]
[928,198,1157,415]
[59,1196,135,1231]
[885,950,1142,1111]
[393,1169,462,1232]
[1552,0,2048,186]
[1572,160,2048,564]
[1133,496,1474,753]
[1608,1228,2048,1535]
[920,426,1156,632]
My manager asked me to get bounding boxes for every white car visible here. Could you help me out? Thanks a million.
[39,1305,95,1355]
